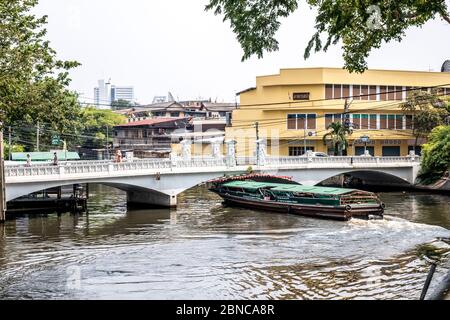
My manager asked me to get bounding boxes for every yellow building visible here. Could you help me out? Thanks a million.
[227,68,450,157]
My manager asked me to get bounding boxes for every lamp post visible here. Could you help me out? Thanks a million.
[304,130,317,155]
[360,135,370,155]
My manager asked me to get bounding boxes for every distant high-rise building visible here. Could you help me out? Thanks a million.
[94,79,135,109]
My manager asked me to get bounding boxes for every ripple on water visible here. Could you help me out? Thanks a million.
[0,186,449,300]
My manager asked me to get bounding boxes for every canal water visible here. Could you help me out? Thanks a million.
[0,185,449,300]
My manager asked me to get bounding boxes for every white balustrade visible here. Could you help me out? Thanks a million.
[4,156,421,178]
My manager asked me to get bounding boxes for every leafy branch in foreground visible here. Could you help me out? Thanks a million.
[206,0,450,72]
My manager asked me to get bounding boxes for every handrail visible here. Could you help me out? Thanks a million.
[4,156,421,178]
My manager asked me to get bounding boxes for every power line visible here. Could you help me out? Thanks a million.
[76,84,450,111]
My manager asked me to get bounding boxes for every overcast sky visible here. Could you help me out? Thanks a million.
[35,0,450,104]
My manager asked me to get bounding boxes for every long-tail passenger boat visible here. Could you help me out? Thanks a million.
[208,174,385,221]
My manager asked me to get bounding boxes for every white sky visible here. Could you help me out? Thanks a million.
[35,0,450,104]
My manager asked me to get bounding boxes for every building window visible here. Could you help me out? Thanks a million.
[387,114,395,129]
[406,115,414,129]
[325,84,333,99]
[380,86,387,101]
[382,146,401,157]
[325,114,342,128]
[342,85,350,98]
[353,85,361,100]
[388,86,396,101]
[334,85,342,99]
[369,86,377,100]
[395,115,403,130]
[289,146,315,156]
[395,86,404,101]
[380,115,388,129]
[353,114,377,130]
[170,112,180,117]
[353,114,361,129]
[287,114,316,130]
[408,145,422,156]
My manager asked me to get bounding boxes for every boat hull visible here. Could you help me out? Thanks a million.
[213,191,384,221]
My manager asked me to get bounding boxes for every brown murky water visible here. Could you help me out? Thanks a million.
[0,185,449,300]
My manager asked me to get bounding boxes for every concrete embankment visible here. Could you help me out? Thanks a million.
[415,177,450,193]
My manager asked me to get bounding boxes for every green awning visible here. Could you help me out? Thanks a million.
[11,151,81,162]
[222,181,355,195]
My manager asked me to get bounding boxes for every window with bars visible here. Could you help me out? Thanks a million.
[289,146,315,156]
[325,114,343,128]
[287,114,317,130]
[379,114,405,130]
[325,84,410,101]
[352,114,378,129]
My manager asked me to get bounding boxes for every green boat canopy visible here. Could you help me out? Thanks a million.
[12,151,81,162]
[222,181,356,196]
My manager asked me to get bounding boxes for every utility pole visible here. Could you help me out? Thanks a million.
[8,126,12,161]
[255,122,260,165]
[106,125,109,160]
[36,122,40,152]
[0,128,6,223]
[304,116,308,155]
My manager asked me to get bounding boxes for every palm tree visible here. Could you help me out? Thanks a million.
[323,122,352,156]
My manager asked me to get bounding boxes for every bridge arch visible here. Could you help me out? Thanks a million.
[277,167,416,186]
[314,170,413,187]
[5,170,246,206]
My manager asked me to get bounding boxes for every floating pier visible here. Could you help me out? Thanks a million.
[6,184,88,216]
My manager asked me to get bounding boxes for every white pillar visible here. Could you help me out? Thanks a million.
[127,190,177,208]
[181,140,192,161]
[225,140,237,167]
[211,140,222,159]
[257,139,267,166]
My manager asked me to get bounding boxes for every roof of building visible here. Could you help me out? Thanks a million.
[236,87,257,96]
[201,102,238,111]
[12,151,80,161]
[222,181,356,195]
[141,102,184,109]
[115,117,188,127]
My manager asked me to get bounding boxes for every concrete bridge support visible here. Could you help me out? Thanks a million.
[0,131,5,223]
[127,189,177,208]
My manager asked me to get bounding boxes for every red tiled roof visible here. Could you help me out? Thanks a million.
[115,117,187,127]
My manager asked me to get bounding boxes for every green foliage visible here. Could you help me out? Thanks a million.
[323,122,352,156]
[79,107,126,149]
[401,89,450,148]
[419,126,450,184]
[206,0,298,61]
[0,0,81,132]
[206,0,450,72]
[111,99,133,110]
[4,144,25,160]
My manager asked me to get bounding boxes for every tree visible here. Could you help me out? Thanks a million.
[111,99,133,111]
[323,122,352,156]
[419,125,450,184]
[79,107,126,149]
[0,0,81,134]
[206,0,450,72]
[401,89,450,151]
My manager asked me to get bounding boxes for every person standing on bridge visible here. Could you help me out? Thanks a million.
[115,149,123,163]
[25,154,32,167]
[53,152,58,166]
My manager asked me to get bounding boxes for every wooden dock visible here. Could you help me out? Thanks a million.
[5,185,88,217]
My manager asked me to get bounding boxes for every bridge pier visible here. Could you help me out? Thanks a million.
[127,190,177,208]
[0,131,5,223]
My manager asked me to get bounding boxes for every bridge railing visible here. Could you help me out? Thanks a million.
[4,156,421,178]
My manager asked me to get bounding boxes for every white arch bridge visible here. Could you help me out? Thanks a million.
[4,156,421,207]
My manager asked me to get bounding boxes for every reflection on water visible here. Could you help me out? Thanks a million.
[0,184,449,300]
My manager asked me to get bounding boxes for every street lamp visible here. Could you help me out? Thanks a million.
[360,135,370,155]
[304,130,317,155]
